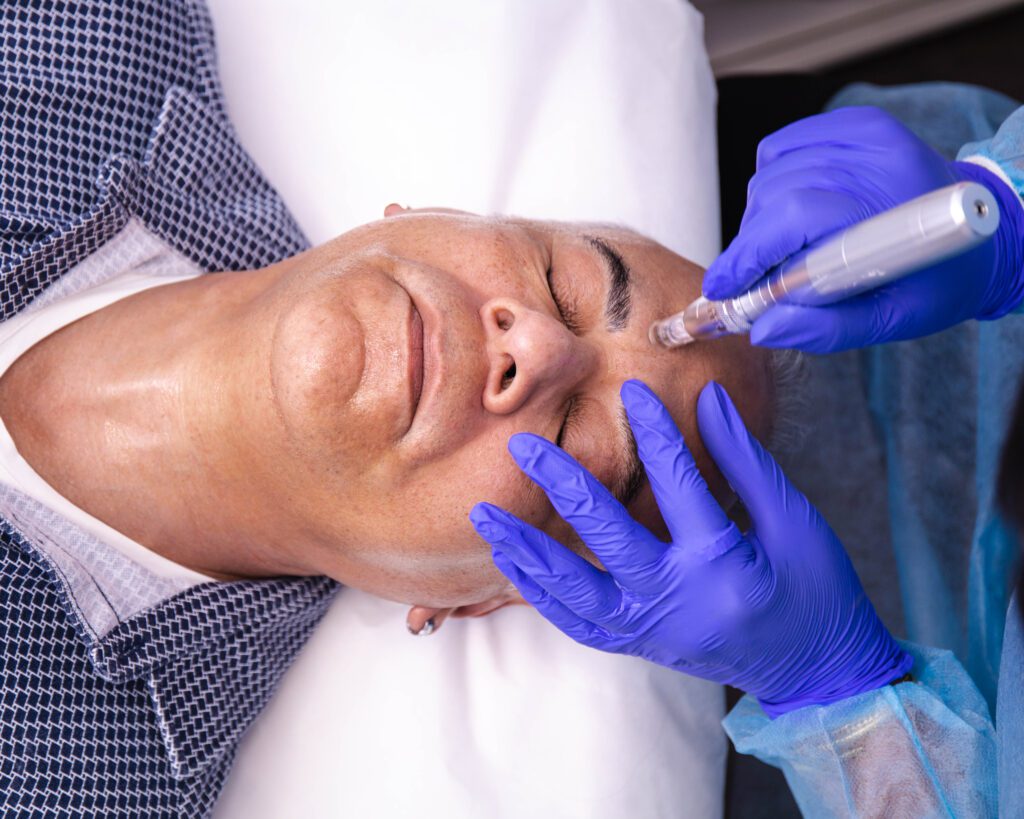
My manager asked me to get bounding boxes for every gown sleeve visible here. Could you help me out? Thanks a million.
[960,103,1024,204]
[722,642,998,818]
[959,103,1024,315]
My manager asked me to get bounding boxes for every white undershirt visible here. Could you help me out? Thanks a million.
[0,256,213,585]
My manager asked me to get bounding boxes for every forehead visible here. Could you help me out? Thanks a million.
[367,210,643,253]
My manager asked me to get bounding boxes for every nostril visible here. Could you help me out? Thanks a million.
[500,361,516,391]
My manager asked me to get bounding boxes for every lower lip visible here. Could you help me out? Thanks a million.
[409,302,424,423]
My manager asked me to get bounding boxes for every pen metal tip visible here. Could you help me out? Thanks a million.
[649,318,694,349]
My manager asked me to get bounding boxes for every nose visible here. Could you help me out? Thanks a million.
[480,297,592,415]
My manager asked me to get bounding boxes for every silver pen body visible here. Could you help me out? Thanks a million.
[650,181,1000,348]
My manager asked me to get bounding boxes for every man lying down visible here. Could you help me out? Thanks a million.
[0,214,783,816]
[0,3,782,815]
[0,207,778,611]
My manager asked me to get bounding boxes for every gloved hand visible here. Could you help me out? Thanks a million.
[470,380,912,717]
[704,106,1024,353]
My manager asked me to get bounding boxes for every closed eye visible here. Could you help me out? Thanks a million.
[546,262,584,450]
[546,264,582,335]
[555,395,583,449]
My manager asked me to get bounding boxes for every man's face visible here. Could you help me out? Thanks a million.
[262,210,772,606]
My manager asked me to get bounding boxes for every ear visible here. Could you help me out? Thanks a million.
[405,586,526,636]
[406,605,453,636]
[383,204,479,219]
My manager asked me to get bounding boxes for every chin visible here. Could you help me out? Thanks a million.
[329,567,502,610]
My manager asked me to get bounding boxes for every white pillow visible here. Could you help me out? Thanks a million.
[208,2,726,817]
[216,589,726,819]
[207,0,720,264]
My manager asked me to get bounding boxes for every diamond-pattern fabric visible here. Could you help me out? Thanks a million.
[0,2,340,816]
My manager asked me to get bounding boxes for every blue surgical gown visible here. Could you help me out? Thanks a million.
[722,83,1024,817]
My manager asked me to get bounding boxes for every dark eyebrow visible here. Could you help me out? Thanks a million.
[612,404,647,508]
[584,235,632,331]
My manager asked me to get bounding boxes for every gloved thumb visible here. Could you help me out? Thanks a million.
[749,295,903,353]
[696,382,812,548]
[703,188,863,300]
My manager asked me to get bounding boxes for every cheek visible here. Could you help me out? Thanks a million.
[320,456,519,607]
[399,445,549,535]
[325,425,545,549]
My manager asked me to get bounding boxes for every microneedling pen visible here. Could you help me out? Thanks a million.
[649,182,1000,349]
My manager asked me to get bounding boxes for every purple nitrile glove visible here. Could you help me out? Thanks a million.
[470,379,911,717]
[703,106,1024,353]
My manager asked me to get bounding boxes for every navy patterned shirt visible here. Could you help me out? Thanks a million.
[1,3,338,816]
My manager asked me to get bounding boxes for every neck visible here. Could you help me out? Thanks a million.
[0,266,312,579]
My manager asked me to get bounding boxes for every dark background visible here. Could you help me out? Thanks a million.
[718,5,1024,250]
[717,5,1024,817]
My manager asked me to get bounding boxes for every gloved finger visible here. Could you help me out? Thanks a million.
[491,547,614,650]
[703,187,865,301]
[738,168,865,234]
[620,380,736,550]
[754,106,895,169]
[505,433,669,582]
[749,288,914,353]
[696,382,814,551]
[743,153,874,226]
[470,502,626,627]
